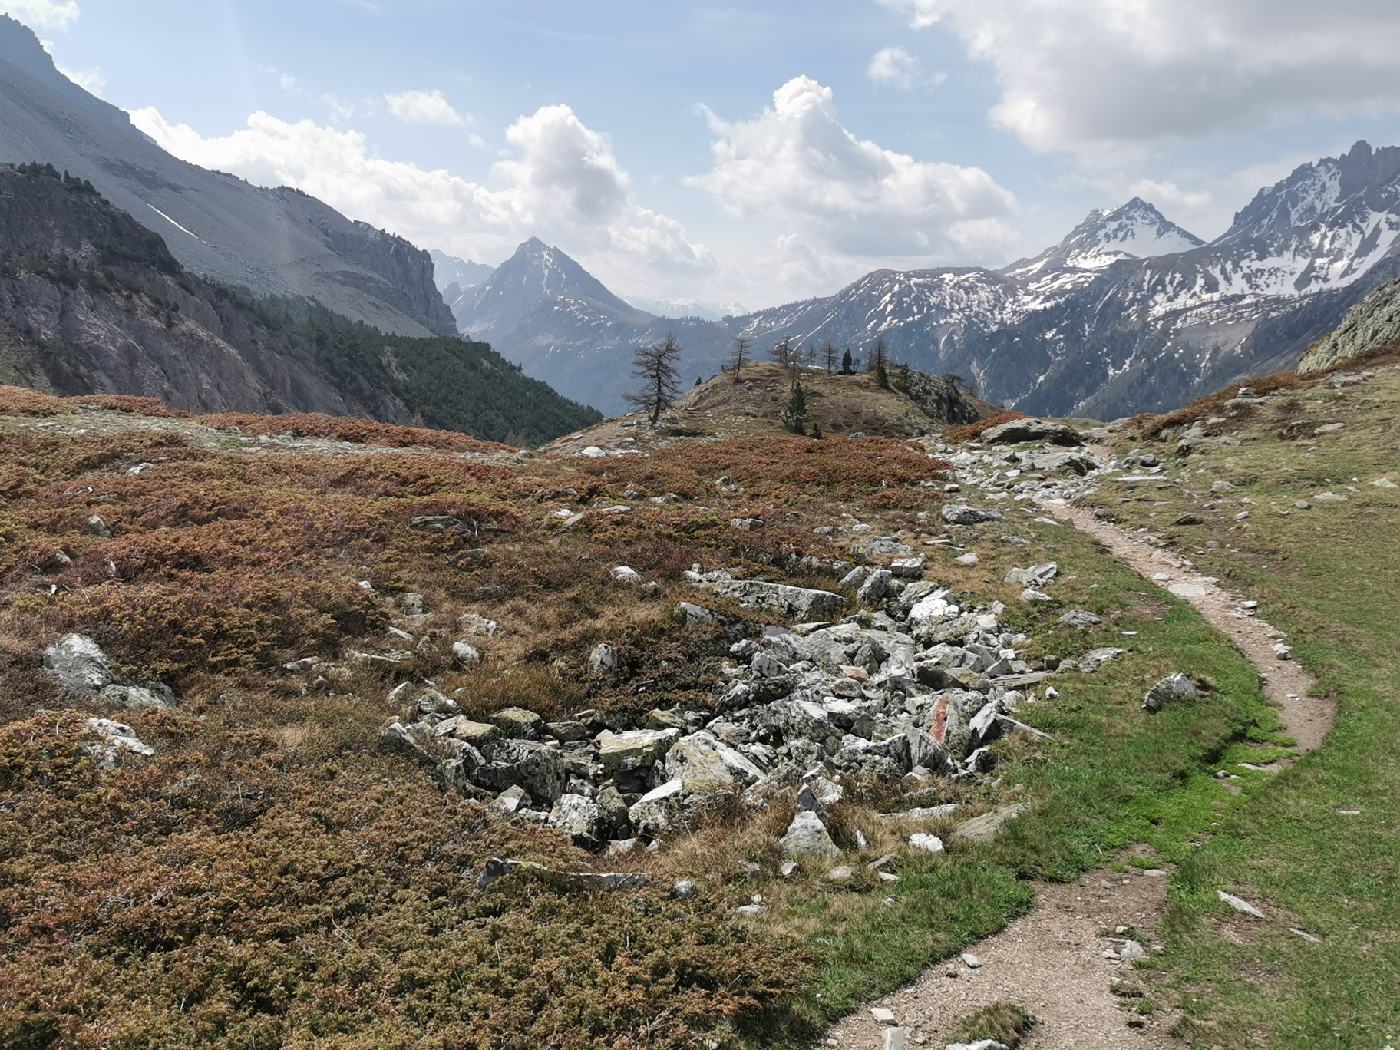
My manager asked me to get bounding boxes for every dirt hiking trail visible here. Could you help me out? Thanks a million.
[825,496,1336,1049]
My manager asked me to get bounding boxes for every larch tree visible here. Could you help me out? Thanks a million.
[727,335,751,380]
[822,341,839,373]
[625,334,682,425]
[771,336,795,370]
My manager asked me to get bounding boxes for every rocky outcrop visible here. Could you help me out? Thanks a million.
[1299,277,1400,373]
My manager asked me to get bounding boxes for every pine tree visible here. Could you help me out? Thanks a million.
[780,378,809,434]
[822,341,838,373]
[872,336,890,388]
[840,348,854,375]
[727,335,751,381]
[624,334,682,425]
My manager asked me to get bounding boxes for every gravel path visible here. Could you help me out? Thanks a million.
[825,494,1334,1049]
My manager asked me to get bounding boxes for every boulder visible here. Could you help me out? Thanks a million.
[452,641,482,664]
[597,728,680,774]
[628,778,685,837]
[475,857,650,894]
[1142,672,1199,712]
[43,634,114,695]
[1004,562,1058,588]
[82,717,153,768]
[779,811,840,860]
[488,707,543,739]
[477,739,566,802]
[677,602,719,630]
[689,571,845,620]
[100,684,174,711]
[664,730,764,796]
[549,794,609,847]
[950,802,1028,844]
[981,417,1083,446]
[610,565,643,584]
[588,643,621,676]
[434,716,501,747]
[941,505,1004,526]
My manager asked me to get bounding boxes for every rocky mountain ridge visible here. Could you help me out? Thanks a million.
[0,14,457,339]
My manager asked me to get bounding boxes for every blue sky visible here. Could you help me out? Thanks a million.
[15,0,1400,306]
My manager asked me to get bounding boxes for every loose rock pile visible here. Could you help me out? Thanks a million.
[382,540,1057,856]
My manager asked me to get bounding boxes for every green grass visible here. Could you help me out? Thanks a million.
[742,515,1277,1046]
[948,1001,1037,1046]
[1088,366,1400,1047]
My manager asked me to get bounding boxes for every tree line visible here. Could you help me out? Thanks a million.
[626,330,898,435]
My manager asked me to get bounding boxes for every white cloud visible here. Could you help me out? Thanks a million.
[866,46,922,90]
[688,75,1015,260]
[880,0,1400,154]
[127,103,712,297]
[56,61,102,95]
[386,88,468,127]
[1,0,79,30]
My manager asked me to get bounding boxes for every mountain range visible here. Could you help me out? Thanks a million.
[0,15,457,340]
[450,146,1400,417]
[3,8,1397,425]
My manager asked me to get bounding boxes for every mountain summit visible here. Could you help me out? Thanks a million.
[1009,197,1204,275]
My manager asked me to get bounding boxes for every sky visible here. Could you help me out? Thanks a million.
[12,0,1400,308]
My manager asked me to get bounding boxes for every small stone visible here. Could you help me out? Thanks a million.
[954,552,980,567]
[1218,890,1265,918]
[611,565,643,584]
[908,833,945,854]
[960,952,982,969]
[452,640,482,664]
[1119,940,1146,961]
[669,879,699,899]
[870,1006,896,1024]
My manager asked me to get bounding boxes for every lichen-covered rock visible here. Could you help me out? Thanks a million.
[628,778,685,837]
[43,634,114,695]
[981,417,1083,446]
[1142,672,1200,712]
[664,730,764,796]
[779,811,840,859]
[597,728,680,774]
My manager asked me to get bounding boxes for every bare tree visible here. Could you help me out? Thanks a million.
[625,334,682,424]
[821,341,839,373]
[771,336,795,370]
[727,335,751,381]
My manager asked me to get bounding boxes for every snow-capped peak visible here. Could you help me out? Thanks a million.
[1004,198,1203,280]
[1059,197,1204,269]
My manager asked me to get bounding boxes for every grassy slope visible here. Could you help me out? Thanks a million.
[1087,365,1400,1047]
[0,389,1284,1048]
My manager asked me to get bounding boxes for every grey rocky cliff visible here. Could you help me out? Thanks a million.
[1299,277,1400,373]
